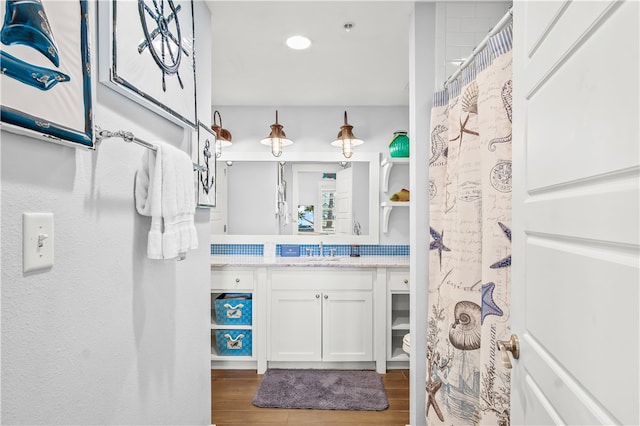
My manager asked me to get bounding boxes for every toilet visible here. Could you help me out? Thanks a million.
[402,333,410,354]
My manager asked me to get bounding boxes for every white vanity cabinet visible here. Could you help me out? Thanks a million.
[268,269,374,363]
[210,261,409,372]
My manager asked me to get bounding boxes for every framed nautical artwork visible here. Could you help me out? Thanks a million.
[99,0,197,129]
[0,0,95,149]
[193,121,216,208]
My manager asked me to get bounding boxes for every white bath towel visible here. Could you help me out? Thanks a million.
[135,141,198,260]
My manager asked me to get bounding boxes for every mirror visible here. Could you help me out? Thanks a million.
[211,151,380,244]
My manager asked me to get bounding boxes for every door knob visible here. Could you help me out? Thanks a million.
[496,334,519,369]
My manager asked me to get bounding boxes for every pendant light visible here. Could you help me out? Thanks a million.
[211,110,232,158]
[331,111,363,159]
[260,110,292,157]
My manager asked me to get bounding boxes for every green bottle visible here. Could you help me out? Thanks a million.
[389,131,409,157]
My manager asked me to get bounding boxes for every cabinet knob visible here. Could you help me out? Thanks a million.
[315,294,320,298]
[235,278,240,283]
[403,279,408,284]
[324,294,328,299]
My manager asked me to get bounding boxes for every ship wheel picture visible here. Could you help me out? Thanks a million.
[137,0,189,91]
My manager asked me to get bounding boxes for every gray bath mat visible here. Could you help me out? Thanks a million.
[252,369,389,411]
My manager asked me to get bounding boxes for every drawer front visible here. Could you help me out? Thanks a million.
[211,270,255,290]
[270,269,374,291]
[388,269,409,292]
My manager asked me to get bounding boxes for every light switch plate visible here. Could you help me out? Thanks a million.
[23,212,54,273]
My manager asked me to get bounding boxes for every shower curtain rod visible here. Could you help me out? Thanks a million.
[444,6,513,87]
[94,125,206,172]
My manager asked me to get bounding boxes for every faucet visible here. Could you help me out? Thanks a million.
[318,241,323,257]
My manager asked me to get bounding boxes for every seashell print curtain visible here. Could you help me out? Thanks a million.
[426,24,513,426]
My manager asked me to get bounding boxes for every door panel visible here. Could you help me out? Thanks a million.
[512,1,639,425]
[523,337,613,426]
[523,1,618,91]
[335,167,353,234]
[525,238,638,421]
[522,1,567,56]
[521,375,563,425]
[524,176,639,245]
[525,2,638,190]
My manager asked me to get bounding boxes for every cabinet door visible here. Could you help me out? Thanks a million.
[269,290,322,361]
[322,291,373,362]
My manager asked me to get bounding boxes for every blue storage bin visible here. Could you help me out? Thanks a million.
[215,329,252,356]
[214,293,252,325]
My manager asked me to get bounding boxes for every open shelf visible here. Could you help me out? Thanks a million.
[381,157,409,193]
[211,345,255,361]
[389,347,410,362]
[210,320,252,331]
[381,201,410,233]
[389,332,410,361]
[391,310,410,330]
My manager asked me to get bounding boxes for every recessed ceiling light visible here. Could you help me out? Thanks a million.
[286,35,311,50]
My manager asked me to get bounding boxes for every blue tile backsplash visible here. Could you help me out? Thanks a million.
[210,244,409,256]
[210,244,264,255]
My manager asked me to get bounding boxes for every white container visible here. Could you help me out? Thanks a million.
[264,242,276,260]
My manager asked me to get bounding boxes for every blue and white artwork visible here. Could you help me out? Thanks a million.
[0,0,94,148]
[100,0,197,129]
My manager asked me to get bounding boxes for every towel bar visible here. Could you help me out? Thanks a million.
[95,125,206,172]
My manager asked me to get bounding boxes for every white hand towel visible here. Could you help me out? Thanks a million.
[134,141,198,260]
[160,142,198,259]
[135,143,164,259]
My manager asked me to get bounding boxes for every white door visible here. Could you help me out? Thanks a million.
[335,167,353,234]
[511,1,639,424]
[322,291,373,362]
[210,162,228,234]
[269,290,322,361]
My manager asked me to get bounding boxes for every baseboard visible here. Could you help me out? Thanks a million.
[266,361,377,370]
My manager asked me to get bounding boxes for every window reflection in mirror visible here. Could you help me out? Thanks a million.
[297,205,314,232]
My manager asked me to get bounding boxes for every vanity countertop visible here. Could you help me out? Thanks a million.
[211,255,409,268]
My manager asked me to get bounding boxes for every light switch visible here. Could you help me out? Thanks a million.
[23,212,54,273]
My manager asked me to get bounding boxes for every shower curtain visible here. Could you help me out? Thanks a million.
[427,24,513,426]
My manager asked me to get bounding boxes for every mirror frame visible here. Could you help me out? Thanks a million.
[212,151,380,244]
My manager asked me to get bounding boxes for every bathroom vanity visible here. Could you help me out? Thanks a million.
[210,256,409,374]
[209,150,410,373]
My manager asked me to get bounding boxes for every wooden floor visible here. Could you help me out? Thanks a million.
[211,369,410,426]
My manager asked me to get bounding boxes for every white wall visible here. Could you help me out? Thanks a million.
[435,1,512,85]
[213,106,410,245]
[409,3,436,424]
[0,3,212,424]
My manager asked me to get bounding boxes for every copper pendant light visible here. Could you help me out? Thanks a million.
[211,110,232,158]
[260,110,293,157]
[331,111,363,159]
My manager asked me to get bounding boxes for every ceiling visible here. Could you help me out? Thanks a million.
[206,1,416,107]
